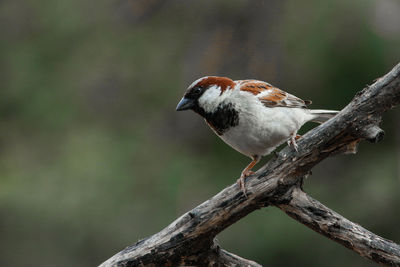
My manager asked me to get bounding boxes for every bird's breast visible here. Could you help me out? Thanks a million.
[217,106,307,157]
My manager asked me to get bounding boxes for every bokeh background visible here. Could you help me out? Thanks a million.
[1,0,400,266]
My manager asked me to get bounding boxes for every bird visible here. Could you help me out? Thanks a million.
[176,76,338,196]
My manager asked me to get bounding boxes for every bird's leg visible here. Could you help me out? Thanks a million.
[287,132,301,152]
[237,155,260,196]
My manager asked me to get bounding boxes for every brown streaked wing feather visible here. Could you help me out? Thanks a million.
[259,88,311,108]
[238,80,312,108]
[239,80,274,95]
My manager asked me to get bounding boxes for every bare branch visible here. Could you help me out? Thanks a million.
[100,63,400,267]
[211,246,262,267]
[278,188,400,266]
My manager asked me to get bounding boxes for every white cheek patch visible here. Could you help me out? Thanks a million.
[198,85,223,113]
[198,85,238,112]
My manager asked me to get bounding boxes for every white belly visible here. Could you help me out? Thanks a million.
[218,107,310,157]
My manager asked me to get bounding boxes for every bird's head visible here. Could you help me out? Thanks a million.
[176,76,235,115]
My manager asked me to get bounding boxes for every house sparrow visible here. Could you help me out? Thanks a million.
[176,76,338,196]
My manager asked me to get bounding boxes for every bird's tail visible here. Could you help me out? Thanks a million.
[309,109,339,124]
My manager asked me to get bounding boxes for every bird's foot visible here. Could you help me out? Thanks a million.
[237,170,255,197]
[287,133,301,152]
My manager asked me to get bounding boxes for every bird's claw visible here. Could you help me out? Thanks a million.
[288,133,299,152]
[237,170,255,197]
[237,176,247,198]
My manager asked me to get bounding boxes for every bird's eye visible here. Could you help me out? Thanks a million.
[193,86,203,94]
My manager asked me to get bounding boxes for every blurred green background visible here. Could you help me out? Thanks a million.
[1,0,399,266]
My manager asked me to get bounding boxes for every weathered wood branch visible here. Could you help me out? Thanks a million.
[278,188,400,266]
[208,246,262,267]
[100,63,400,267]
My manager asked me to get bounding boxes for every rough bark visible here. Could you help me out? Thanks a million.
[278,188,400,266]
[100,63,400,267]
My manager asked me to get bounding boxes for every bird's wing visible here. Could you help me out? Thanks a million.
[238,80,311,108]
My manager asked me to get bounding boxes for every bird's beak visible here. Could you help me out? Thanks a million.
[176,97,195,111]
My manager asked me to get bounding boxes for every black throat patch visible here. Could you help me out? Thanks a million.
[194,103,239,135]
